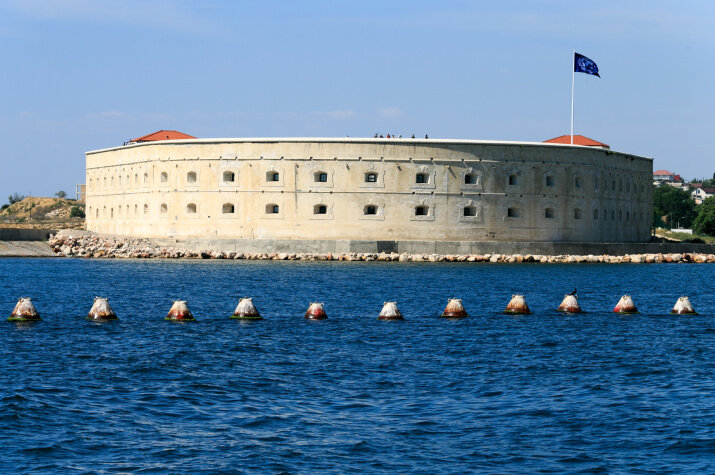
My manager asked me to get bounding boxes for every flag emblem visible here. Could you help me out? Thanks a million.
[574,53,600,77]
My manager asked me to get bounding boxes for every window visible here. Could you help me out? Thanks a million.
[574,208,582,219]
[223,171,235,182]
[595,177,600,190]
[187,171,197,183]
[160,203,168,214]
[593,209,599,220]
[416,173,428,184]
[575,177,583,189]
[508,174,518,186]
[267,172,280,182]
[626,211,630,222]
[364,205,377,215]
[266,204,279,214]
[545,208,555,219]
[95,208,99,218]
[464,174,477,185]
[186,203,197,214]
[365,172,378,183]
[463,206,476,217]
[134,204,138,215]
[143,173,148,184]
[619,210,622,221]
[611,210,615,220]
[626,182,631,193]
[134,174,138,185]
[507,207,519,218]
[415,206,428,216]
[143,204,148,214]
[160,172,168,183]
[545,175,555,187]
[314,204,327,215]
[315,172,328,183]
[612,180,616,191]
[222,203,235,214]
[118,205,122,215]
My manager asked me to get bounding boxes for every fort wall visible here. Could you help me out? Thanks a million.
[85,138,653,243]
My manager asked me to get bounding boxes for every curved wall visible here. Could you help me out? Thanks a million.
[85,138,653,243]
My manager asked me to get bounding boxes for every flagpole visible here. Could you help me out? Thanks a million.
[570,50,575,145]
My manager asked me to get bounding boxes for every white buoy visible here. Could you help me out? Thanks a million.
[613,295,638,314]
[671,296,697,315]
[87,297,117,320]
[166,300,195,321]
[504,294,531,315]
[557,294,582,313]
[378,301,403,320]
[231,297,262,320]
[441,298,468,318]
[8,297,41,322]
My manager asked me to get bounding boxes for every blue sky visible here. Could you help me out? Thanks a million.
[0,0,713,199]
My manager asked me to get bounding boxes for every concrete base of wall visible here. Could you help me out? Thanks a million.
[152,237,715,256]
[0,229,56,241]
[0,241,56,257]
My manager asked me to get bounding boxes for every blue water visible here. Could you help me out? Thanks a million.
[1,259,714,473]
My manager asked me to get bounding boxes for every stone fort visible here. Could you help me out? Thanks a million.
[85,132,653,254]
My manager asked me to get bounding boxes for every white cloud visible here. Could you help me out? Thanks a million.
[378,107,405,119]
[85,110,125,119]
[321,109,355,120]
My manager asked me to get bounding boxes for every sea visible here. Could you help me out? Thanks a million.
[1,258,713,473]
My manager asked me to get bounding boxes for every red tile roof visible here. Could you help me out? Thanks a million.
[653,170,675,175]
[543,135,609,148]
[130,130,196,143]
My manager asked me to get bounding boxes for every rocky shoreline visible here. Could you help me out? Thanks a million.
[47,230,715,263]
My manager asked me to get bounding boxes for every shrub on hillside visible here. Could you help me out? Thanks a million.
[70,206,85,218]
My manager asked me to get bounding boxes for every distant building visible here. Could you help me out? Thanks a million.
[543,135,609,150]
[653,169,680,183]
[692,187,715,205]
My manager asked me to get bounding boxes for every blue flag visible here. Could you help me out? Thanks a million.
[574,53,600,77]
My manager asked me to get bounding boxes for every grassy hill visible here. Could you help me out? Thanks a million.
[0,197,85,229]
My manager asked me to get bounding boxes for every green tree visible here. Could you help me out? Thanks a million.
[693,197,715,236]
[55,190,67,198]
[652,184,696,228]
[7,193,26,205]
